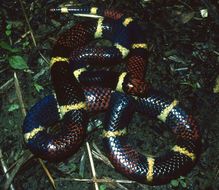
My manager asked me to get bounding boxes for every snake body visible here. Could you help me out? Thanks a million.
[22,7,201,185]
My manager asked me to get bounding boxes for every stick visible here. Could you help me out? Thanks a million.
[3,150,33,190]
[14,73,26,116]
[18,0,37,46]
[0,149,16,190]
[86,142,99,190]
[0,78,14,93]
[57,177,136,184]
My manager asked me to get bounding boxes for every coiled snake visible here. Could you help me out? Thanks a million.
[22,7,201,185]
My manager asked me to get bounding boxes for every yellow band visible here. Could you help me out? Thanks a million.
[213,76,219,93]
[103,128,127,138]
[50,57,69,67]
[59,102,87,116]
[90,7,98,14]
[132,43,148,49]
[146,157,155,182]
[95,18,104,38]
[24,126,45,142]
[114,43,130,58]
[73,68,87,81]
[157,100,178,122]
[172,145,196,161]
[61,7,69,13]
[123,17,133,26]
[116,72,127,92]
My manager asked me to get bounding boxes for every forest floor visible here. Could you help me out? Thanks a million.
[0,0,219,190]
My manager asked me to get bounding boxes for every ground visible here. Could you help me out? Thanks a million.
[0,0,219,190]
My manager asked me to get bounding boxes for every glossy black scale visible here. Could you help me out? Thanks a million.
[103,91,201,185]
[22,7,201,185]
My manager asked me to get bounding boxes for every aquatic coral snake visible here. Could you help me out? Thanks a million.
[22,7,201,185]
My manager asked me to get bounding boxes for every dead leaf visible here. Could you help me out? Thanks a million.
[181,11,195,24]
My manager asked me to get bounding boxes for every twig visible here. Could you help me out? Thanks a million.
[215,164,219,179]
[33,67,49,81]
[178,0,193,10]
[14,73,26,116]
[2,150,29,175]
[13,72,56,189]
[92,142,114,168]
[0,68,8,74]
[91,144,130,189]
[39,52,50,64]
[18,0,37,47]
[14,31,31,44]
[18,0,50,65]
[57,177,133,190]
[213,50,219,56]
[0,78,14,93]
[38,159,56,189]
[0,149,16,190]
[86,142,99,190]
[3,151,33,190]
[57,177,136,184]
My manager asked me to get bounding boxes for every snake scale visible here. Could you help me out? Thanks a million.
[22,6,201,185]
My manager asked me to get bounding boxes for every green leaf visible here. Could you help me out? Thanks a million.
[79,152,86,178]
[34,83,44,92]
[6,23,12,30]
[8,104,19,112]
[0,41,20,53]
[68,162,77,173]
[51,19,61,27]
[181,11,195,24]
[5,30,12,36]
[22,41,29,48]
[99,184,107,190]
[179,176,185,180]
[180,181,187,188]
[170,179,179,187]
[8,21,24,28]
[9,55,28,70]
[179,180,187,188]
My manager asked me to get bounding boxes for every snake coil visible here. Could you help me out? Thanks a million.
[22,7,201,185]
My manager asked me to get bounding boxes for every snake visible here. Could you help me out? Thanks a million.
[22,6,201,185]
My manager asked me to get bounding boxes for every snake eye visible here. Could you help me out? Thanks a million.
[127,83,134,88]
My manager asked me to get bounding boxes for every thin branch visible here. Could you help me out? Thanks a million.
[92,142,113,168]
[0,149,16,190]
[86,142,99,190]
[3,151,33,190]
[18,0,37,46]
[14,73,26,116]
[2,150,30,175]
[18,0,50,65]
[57,177,135,189]
[57,177,136,184]
[14,31,31,44]
[178,0,193,10]
[39,52,50,64]
[38,159,56,189]
[0,68,8,74]
[91,143,130,189]
[0,78,14,93]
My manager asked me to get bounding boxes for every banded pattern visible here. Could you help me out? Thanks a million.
[103,91,201,185]
[23,8,147,161]
[22,7,201,185]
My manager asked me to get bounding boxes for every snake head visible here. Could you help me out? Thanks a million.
[124,76,150,97]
